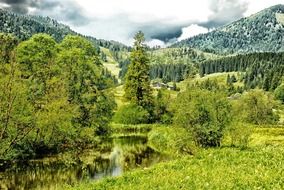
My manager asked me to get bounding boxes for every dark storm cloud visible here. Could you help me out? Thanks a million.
[0,0,39,14]
[149,27,182,42]
[135,0,249,43]
[0,0,90,26]
[36,0,90,26]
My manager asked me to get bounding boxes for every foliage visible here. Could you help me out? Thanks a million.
[153,89,173,124]
[113,104,150,125]
[57,35,116,133]
[148,126,196,155]
[274,84,284,103]
[119,47,209,83]
[199,52,284,91]
[0,33,117,161]
[0,33,35,160]
[172,89,232,147]
[233,89,279,125]
[124,31,153,111]
[225,123,253,148]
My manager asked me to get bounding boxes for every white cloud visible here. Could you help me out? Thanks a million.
[0,3,9,8]
[75,0,211,25]
[146,39,166,48]
[178,24,209,41]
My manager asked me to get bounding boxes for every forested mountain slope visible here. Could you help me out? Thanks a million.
[173,5,284,54]
[0,8,129,51]
[200,52,284,90]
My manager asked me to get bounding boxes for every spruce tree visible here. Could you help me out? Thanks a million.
[124,31,153,110]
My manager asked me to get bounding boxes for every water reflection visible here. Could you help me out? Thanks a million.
[0,136,166,190]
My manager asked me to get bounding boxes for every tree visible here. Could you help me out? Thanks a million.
[172,89,232,147]
[274,84,284,103]
[0,33,18,63]
[0,34,35,159]
[57,35,116,133]
[16,34,77,151]
[153,89,173,123]
[235,89,279,125]
[124,31,153,111]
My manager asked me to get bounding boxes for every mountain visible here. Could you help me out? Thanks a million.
[172,4,284,54]
[0,8,129,51]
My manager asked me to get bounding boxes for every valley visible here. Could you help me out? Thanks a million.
[1,3,284,190]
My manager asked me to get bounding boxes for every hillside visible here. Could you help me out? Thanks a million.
[173,4,284,54]
[0,8,129,51]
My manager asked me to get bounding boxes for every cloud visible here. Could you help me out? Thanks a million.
[0,0,90,26]
[35,0,90,26]
[178,25,209,41]
[71,0,252,44]
[146,39,166,48]
[1,0,283,45]
[0,0,39,14]
[207,0,248,26]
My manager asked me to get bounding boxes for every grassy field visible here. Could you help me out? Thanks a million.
[67,126,284,190]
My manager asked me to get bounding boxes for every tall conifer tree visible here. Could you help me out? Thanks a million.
[124,31,153,110]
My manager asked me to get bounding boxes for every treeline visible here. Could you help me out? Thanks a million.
[0,9,129,55]
[119,61,194,83]
[119,48,205,82]
[0,33,116,162]
[200,52,284,90]
[149,63,192,83]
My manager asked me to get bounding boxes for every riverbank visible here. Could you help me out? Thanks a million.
[68,127,284,190]
[70,146,284,190]
[0,133,165,190]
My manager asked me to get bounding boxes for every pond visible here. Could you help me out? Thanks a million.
[0,136,166,190]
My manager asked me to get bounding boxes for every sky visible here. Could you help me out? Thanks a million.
[0,0,284,46]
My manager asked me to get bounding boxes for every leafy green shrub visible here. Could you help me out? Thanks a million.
[225,123,253,148]
[234,89,279,125]
[153,89,173,124]
[172,89,232,147]
[274,84,284,103]
[148,126,196,155]
[113,104,150,124]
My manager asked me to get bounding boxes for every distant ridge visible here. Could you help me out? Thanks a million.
[0,8,130,50]
[172,4,284,54]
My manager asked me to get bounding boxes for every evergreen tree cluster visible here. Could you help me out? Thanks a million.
[200,52,284,91]
[149,63,191,83]
[173,5,284,54]
[119,47,211,82]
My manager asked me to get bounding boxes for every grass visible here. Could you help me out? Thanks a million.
[68,146,284,190]
[251,127,284,146]
[111,85,125,109]
[67,126,284,190]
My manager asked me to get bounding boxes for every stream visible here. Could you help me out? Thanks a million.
[0,136,166,190]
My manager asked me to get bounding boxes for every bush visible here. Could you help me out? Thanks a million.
[172,89,232,147]
[113,103,150,124]
[234,89,279,125]
[148,126,196,155]
[153,89,173,124]
[274,84,284,103]
[225,123,253,148]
